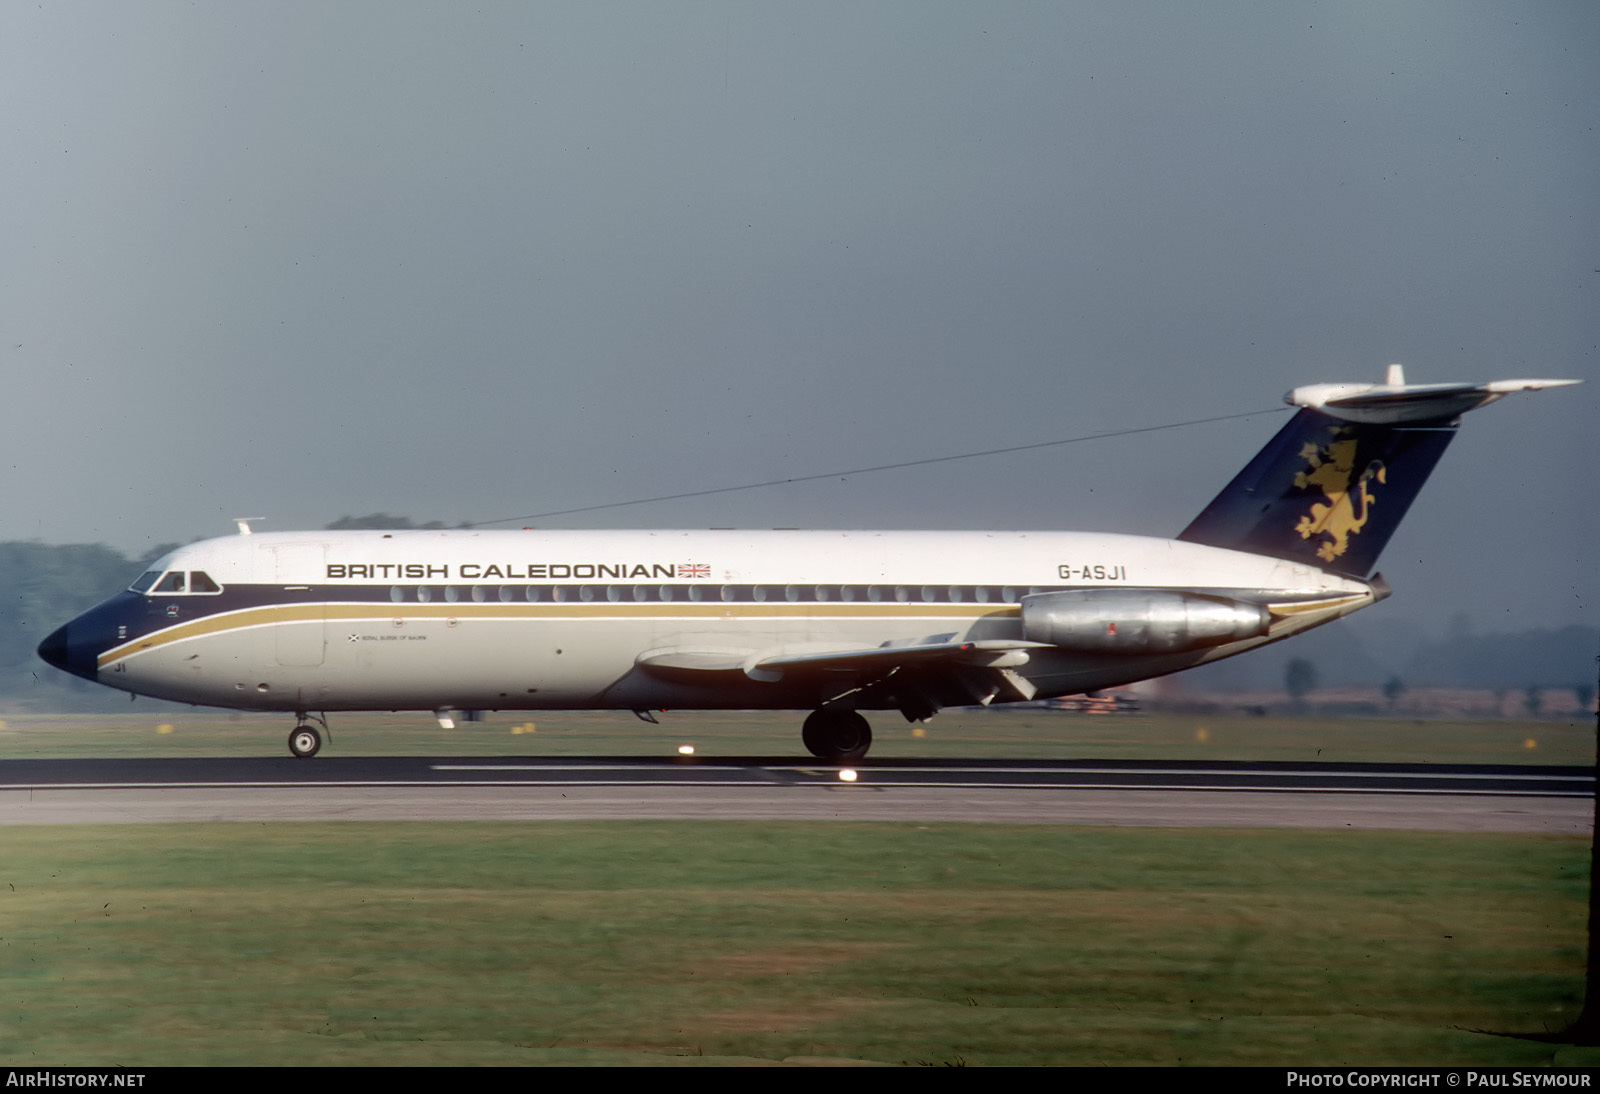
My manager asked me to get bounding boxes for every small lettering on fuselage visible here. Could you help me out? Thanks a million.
[325,562,703,581]
[1057,563,1128,581]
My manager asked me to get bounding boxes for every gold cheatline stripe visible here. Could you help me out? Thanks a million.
[97,601,1023,668]
[1266,593,1369,618]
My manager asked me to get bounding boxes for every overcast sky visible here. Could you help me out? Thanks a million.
[4,2,1596,635]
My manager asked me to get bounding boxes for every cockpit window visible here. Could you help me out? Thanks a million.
[152,572,187,594]
[138,570,223,595]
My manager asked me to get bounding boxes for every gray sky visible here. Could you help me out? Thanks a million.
[4,2,1596,635]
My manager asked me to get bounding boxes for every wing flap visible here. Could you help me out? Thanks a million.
[749,638,1054,679]
[635,639,1052,683]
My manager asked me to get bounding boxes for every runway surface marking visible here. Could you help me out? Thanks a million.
[0,756,1588,832]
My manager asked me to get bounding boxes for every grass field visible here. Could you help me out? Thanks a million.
[0,822,1594,1067]
[1,710,1594,1066]
[0,707,1590,765]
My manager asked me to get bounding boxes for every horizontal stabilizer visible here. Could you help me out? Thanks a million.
[1287,372,1579,425]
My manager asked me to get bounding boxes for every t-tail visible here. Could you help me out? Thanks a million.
[1178,365,1580,578]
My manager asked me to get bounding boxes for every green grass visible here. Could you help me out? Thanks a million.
[0,708,1590,765]
[0,822,1594,1066]
[2,711,1592,1065]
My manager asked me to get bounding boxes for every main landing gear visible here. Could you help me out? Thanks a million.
[801,709,873,763]
[288,713,328,759]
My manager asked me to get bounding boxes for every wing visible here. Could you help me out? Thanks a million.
[636,637,1055,720]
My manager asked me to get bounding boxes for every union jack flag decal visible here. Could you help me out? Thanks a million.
[677,563,711,578]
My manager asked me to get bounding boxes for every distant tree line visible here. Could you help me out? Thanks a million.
[0,540,178,710]
[1182,614,1599,700]
[323,513,464,531]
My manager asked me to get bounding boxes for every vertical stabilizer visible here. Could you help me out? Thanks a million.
[1177,369,1579,577]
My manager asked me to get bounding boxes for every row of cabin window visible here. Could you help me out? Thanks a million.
[387,583,1051,605]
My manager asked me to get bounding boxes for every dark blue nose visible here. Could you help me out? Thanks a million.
[37,621,100,682]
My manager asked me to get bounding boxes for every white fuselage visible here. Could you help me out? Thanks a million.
[94,528,1376,715]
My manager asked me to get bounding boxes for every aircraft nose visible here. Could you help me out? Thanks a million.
[37,623,70,672]
[37,621,98,682]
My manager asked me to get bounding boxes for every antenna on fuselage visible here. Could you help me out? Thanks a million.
[233,517,265,536]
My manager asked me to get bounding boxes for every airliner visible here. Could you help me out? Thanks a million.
[37,368,1577,760]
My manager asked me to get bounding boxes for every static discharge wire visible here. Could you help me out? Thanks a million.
[464,406,1291,528]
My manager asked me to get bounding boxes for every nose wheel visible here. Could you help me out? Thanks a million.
[288,714,327,759]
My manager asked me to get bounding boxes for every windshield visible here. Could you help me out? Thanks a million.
[132,569,223,595]
[152,572,187,594]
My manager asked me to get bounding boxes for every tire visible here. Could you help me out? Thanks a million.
[289,725,322,758]
[800,709,872,762]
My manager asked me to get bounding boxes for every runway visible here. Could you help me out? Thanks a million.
[0,756,1589,831]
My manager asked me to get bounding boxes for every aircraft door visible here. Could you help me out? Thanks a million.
[270,544,326,667]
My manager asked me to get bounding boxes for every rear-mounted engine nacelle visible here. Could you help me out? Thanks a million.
[1020,590,1271,654]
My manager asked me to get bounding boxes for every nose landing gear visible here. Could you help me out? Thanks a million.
[288,713,328,758]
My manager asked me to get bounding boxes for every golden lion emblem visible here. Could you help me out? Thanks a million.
[1292,437,1386,562]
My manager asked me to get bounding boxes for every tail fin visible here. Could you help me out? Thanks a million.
[1178,367,1579,578]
